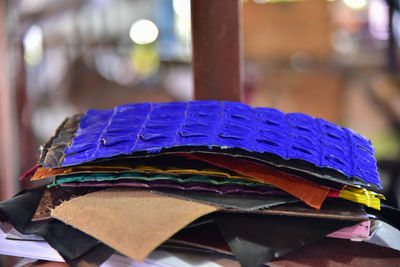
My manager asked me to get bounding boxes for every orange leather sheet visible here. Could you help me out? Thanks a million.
[178,153,330,209]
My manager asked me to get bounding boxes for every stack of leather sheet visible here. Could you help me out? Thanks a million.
[1,101,399,266]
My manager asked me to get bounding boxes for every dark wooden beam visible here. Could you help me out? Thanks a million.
[191,0,243,102]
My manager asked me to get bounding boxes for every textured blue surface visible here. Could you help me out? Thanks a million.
[63,101,379,187]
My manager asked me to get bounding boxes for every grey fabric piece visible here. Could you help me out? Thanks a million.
[367,221,400,251]
[215,212,356,267]
[152,189,299,210]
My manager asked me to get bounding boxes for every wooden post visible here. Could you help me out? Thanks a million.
[388,1,399,75]
[0,0,19,200]
[191,0,243,102]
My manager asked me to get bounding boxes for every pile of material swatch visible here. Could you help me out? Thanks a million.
[1,101,400,266]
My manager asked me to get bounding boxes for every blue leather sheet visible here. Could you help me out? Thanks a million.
[62,101,379,187]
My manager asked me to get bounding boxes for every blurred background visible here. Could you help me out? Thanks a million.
[0,0,399,207]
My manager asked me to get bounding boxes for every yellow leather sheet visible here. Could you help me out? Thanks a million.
[339,186,385,210]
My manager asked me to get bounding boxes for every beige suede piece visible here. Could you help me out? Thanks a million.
[51,189,218,262]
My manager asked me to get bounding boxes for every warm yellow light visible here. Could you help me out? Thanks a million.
[129,20,159,45]
[130,46,160,76]
[343,0,368,9]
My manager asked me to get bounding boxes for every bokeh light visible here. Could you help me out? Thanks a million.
[369,0,389,40]
[129,19,159,45]
[172,0,191,19]
[23,25,43,66]
[343,0,368,10]
[130,45,160,76]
